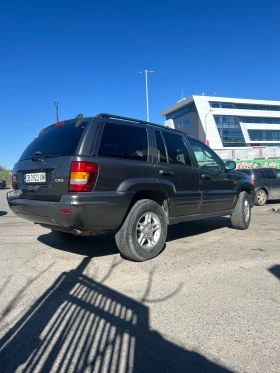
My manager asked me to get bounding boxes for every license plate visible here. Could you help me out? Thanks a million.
[24,172,46,183]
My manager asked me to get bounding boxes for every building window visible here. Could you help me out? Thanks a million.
[166,103,196,120]
[242,117,280,124]
[209,102,235,109]
[248,130,280,141]
[213,115,247,147]
[209,102,280,111]
[177,118,191,128]
[98,123,148,161]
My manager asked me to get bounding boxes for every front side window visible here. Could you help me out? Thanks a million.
[98,123,148,161]
[188,139,222,171]
[162,133,192,166]
[275,170,280,179]
[264,169,277,179]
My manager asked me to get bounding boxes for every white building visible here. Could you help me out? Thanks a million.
[161,95,280,148]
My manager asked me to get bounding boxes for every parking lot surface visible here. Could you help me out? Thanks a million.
[0,189,279,373]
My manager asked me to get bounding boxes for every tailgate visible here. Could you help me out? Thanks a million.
[14,157,73,201]
[13,118,90,201]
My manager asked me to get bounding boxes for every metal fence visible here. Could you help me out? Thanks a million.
[213,148,280,161]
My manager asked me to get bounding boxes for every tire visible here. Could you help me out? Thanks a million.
[255,189,267,206]
[231,191,251,230]
[51,230,82,242]
[115,199,168,261]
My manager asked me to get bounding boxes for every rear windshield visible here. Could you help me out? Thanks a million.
[19,121,88,161]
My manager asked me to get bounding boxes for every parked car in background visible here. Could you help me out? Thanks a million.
[0,179,6,189]
[238,168,280,206]
[8,113,255,261]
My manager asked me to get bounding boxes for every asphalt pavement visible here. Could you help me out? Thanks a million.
[0,189,279,373]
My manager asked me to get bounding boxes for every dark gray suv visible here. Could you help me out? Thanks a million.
[7,114,255,261]
[238,168,280,206]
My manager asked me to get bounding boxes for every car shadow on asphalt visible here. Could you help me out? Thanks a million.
[167,217,231,242]
[38,231,119,258]
[0,257,233,373]
[0,211,7,217]
[38,217,232,258]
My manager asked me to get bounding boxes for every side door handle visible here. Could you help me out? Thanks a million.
[159,170,173,176]
[201,174,212,180]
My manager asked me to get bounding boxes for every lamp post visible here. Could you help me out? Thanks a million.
[54,100,59,123]
[205,109,213,146]
[139,70,154,122]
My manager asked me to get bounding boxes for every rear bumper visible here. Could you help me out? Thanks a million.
[7,190,132,230]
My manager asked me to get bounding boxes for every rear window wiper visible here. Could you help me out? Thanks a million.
[29,151,44,162]
[43,154,72,158]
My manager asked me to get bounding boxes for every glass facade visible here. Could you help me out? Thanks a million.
[249,143,280,147]
[166,103,196,120]
[242,117,280,124]
[248,130,280,141]
[209,102,280,111]
[209,102,235,109]
[213,115,247,147]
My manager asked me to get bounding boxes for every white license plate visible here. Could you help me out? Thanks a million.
[24,172,46,183]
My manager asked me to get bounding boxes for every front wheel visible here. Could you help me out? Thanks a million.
[115,199,168,261]
[231,191,251,230]
[255,189,267,206]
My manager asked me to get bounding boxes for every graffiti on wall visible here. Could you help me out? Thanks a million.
[235,159,280,169]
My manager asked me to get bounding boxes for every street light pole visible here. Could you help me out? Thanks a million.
[54,100,59,122]
[139,70,154,122]
[205,109,213,146]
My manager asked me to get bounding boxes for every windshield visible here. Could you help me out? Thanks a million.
[19,121,88,161]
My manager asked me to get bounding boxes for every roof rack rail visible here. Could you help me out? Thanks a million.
[95,113,185,134]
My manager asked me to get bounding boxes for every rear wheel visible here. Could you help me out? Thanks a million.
[115,199,168,261]
[255,189,267,206]
[231,191,251,230]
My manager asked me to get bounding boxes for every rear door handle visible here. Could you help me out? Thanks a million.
[159,170,173,176]
[201,174,212,180]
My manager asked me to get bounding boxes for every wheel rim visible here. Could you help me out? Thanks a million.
[244,199,250,222]
[136,212,161,249]
[257,191,266,204]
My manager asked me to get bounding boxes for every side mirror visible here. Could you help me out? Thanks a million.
[225,160,236,171]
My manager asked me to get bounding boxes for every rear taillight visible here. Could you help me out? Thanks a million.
[69,161,99,192]
[253,180,258,186]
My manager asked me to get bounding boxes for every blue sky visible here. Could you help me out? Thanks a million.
[1,0,280,169]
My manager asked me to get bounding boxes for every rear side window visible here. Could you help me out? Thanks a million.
[256,170,266,179]
[98,123,148,161]
[155,131,167,163]
[264,169,277,179]
[19,121,88,161]
[238,169,252,176]
[162,133,192,166]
